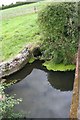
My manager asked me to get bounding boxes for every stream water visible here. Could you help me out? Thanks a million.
[5,60,75,118]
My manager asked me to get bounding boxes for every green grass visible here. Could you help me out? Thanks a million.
[43,61,76,71]
[2,2,46,20]
[0,1,47,61]
[0,1,76,73]
[1,13,42,61]
[29,57,36,64]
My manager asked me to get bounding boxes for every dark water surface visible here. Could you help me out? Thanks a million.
[5,60,75,118]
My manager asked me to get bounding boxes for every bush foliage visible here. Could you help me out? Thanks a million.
[0,83,22,119]
[38,2,78,65]
[78,2,80,24]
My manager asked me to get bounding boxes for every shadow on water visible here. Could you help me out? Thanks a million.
[5,60,74,91]
[5,60,75,118]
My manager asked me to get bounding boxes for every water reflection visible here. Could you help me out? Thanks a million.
[48,71,74,91]
[5,60,75,118]
[5,60,74,91]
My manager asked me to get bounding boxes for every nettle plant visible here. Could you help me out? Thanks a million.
[38,2,78,64]
[0,83,22,120]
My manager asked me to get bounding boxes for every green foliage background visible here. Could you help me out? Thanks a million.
[38,2,78,65]
[78,2,80,25]
[0,83,22,119]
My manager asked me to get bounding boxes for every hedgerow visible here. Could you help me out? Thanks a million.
[38,2,78,65]
[1,2,36,10]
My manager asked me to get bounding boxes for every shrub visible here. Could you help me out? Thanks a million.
[78,2,80,25]
[0,83,22,119]
[38,2,78,64]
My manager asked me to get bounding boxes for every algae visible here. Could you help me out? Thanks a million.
[29,57,36,64]
[43,61,75,71]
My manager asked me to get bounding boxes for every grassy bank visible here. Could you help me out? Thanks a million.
[1,13,41,61]
[1,1,76,71]
[1,1,47,61]
[2,2,46,20]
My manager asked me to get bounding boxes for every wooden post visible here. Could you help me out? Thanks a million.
[70,40,80,119]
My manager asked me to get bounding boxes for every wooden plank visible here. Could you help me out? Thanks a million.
[70,41,80,119]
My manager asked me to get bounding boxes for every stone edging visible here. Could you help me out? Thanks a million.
[70,41,80,118]
[0,44,40,79]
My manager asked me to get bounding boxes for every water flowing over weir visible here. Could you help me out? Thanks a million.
[5,60,75,118]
